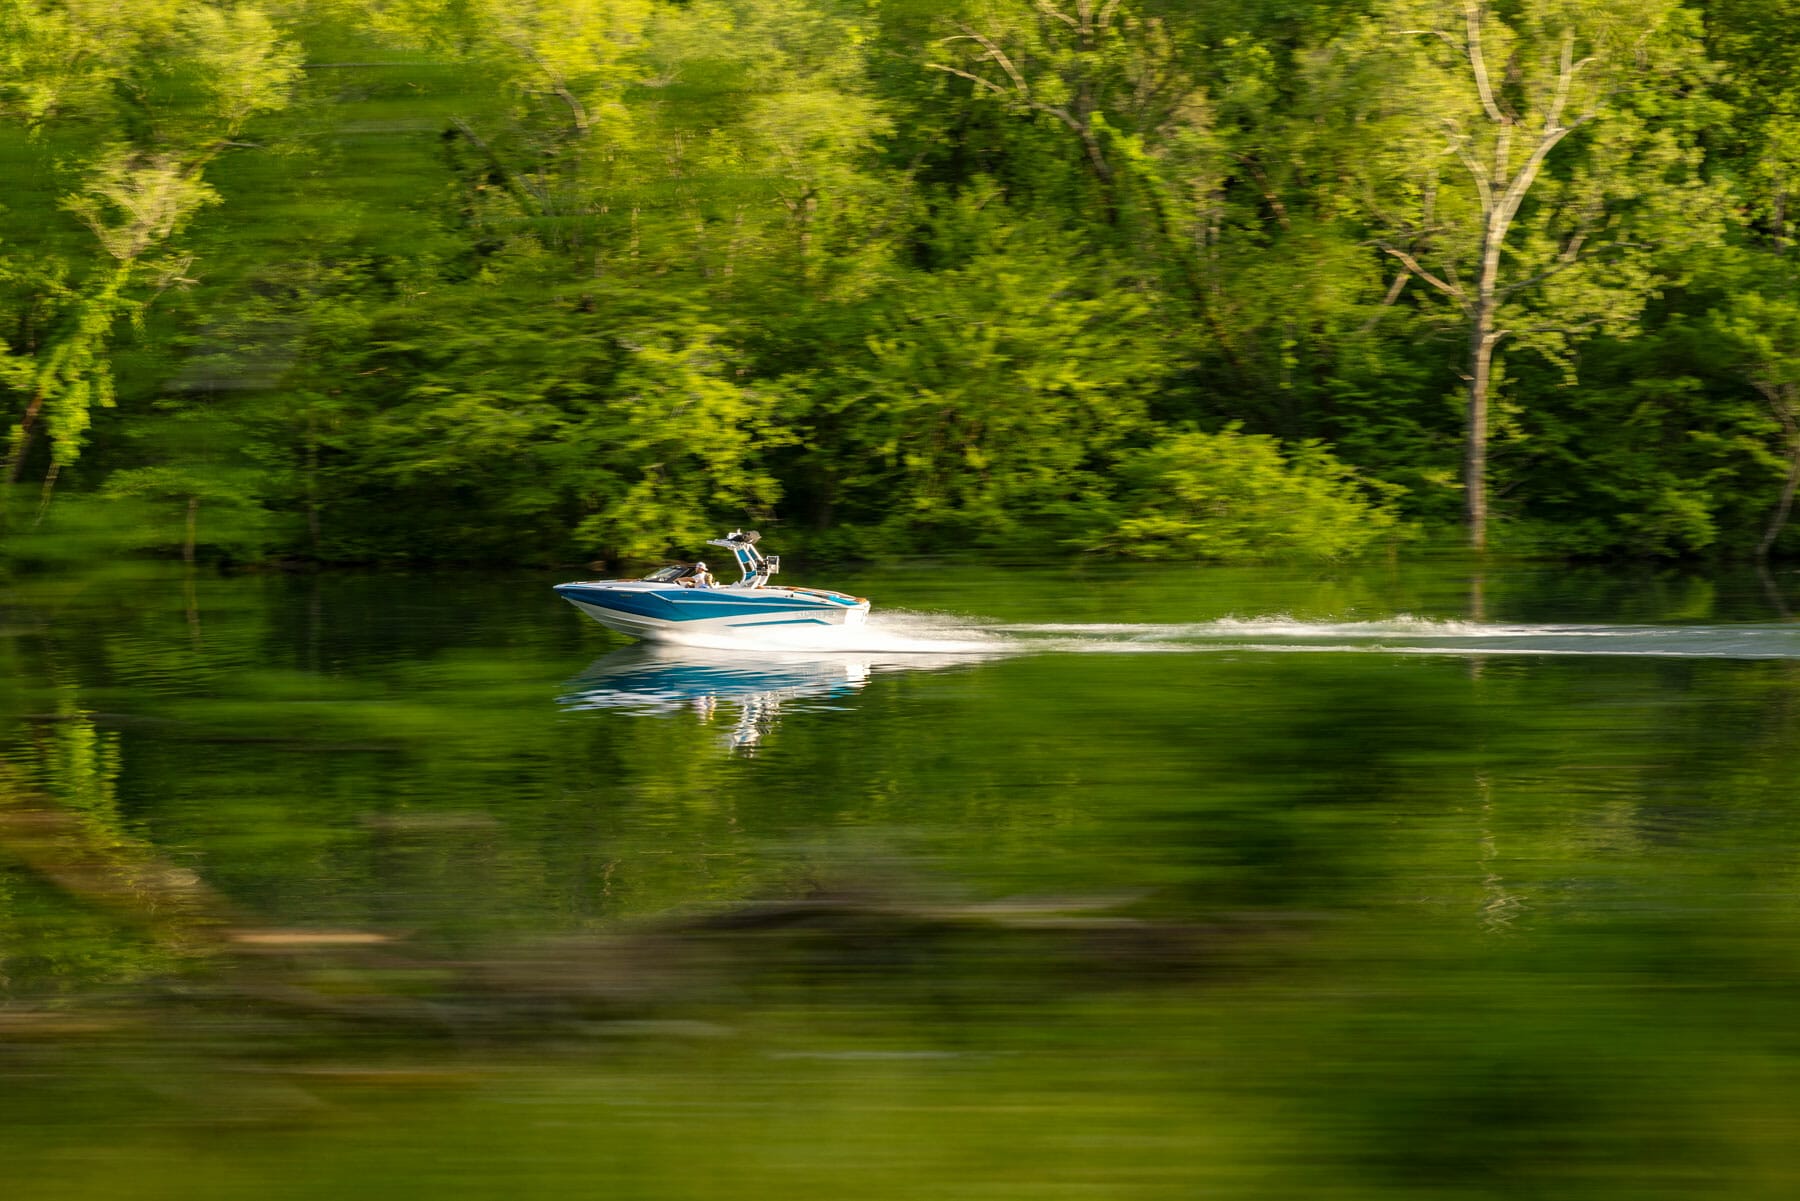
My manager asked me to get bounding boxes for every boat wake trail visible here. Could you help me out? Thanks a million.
[658,612,1800,661]
[653,610,1015,658]
[994,615,1800,659]
[561,611,1800,739]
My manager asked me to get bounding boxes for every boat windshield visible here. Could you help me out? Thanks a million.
[642,565,688,583]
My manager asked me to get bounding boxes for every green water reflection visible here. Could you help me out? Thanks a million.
[4,562,1800,1199]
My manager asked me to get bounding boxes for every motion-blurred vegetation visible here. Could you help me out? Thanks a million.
[4,1,1798,567]
[6,562,1800,1198]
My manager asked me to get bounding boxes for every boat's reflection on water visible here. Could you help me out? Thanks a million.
[559,644,987,752]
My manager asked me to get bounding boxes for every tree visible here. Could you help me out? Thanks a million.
[1108,425,1403,561]
[1706,0,1800,255]
[1317,0,1719,549]
[1714,291,1800,559]
[5,154,219,492]
[0,2,300,512]
[780,208,1168,551]
[922,0,1194,224]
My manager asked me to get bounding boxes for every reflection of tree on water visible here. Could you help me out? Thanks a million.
[2,685,210,988]
[4,633,154,991]
[560,646,980,754]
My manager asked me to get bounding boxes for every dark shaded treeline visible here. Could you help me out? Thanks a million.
[1,0,1796,567]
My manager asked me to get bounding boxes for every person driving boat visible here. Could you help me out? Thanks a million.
[678,561,714,588]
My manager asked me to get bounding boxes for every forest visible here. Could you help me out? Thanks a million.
[2,0,1797,568]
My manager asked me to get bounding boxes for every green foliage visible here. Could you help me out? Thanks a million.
[0,0,1797,564]
[1108,426,1403,561]
[785,213,1166,551]
[0,0,301,515]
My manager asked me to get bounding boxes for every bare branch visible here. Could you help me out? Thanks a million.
[932,26,1111,183]
[1398,28,1463,55]
[505,38,591,134]
[1442,121,1494,210]
[926,62,1011,97]
[1034,1,1078,29]
[954,25,1031,95]
[1546,31,1577,130]
[1462,0,1507,124]
[450,117,542,215]
[1359,271,1413,332]
[1497,114,1592,227]
[1097,0,1122,31]
[1378,242,1465,303]
[547,82,591,134]
[1057,109,1113,179]
[1496,237,1647,299]
[1234,153,1291,229]
[1497,255,1581,300]
[1543,30,1594,135]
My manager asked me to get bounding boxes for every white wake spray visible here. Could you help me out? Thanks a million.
[652,611,1800,661]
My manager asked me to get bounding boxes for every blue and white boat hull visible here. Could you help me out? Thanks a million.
[553,581,869,642]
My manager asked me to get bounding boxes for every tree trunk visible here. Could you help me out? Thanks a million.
[304,406,322,556]
[184,495,199,565]
[1466,320,1496,551]
[1442,9,1586,552]
[1466,211,1506,552]
[33,462,59,524]
[1756,431,1800,560]
[1774,179,1787,256]
[1773,127,1787,255]
[6,391,46,485]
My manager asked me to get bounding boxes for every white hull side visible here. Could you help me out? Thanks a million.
[566,597,868,643]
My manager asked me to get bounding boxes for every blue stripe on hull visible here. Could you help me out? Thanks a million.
[555,585,841,624]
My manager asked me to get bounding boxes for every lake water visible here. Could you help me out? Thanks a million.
[5,560,1800,1199]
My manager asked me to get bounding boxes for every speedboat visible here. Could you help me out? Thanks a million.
[553,530,869,642]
